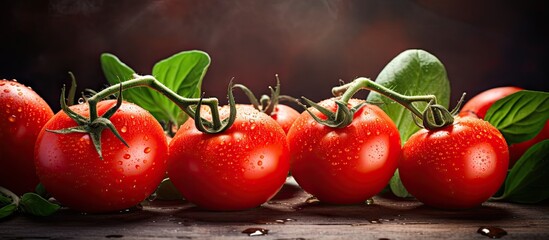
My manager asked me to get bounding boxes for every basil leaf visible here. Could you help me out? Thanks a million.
[101,51,210,126]
[388,170,409,198]
[498,140,549,203]
[485,90,549,145]
[19,193,60,217]
[0,187,19,219]
[154,178,183,201]
[0,203,17,219]
[367,49,451,198]
[152,50,210,125]
[101,53,160,122]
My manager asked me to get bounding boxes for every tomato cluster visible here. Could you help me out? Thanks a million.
[1,74,542,214]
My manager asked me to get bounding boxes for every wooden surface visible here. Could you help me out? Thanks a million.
[1,178,549,240]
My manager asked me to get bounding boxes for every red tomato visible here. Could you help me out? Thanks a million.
[269,104,300,134]
[35,100,168,213]
[287,98,401,204]
[459,86,548,167]
[459,86,523,119]
[167,105,290,210]
[399,116,509,209]
[0,79,54,195]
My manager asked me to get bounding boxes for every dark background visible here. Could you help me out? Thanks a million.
[1,0,547,112]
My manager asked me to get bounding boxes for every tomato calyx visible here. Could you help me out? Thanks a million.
[233,74,298,116]
[298,97,366,128]
[47,84,129,160]
[317,77,465,130]
[47,74,238,159]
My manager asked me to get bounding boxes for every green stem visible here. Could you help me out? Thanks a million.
[327,77,455,130]
[86,75,220,122]
[333,77,436,119]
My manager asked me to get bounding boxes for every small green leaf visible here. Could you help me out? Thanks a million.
[498,140,549,203]
[367,49,451,198]
[101,51,210,127]
[367,49,451,142]
[152,50,211,125]
[0,203,18,219]
[389,170,410,198]
[485,90,549,145]
[101,53,159,118]
[34,183,48,198]
[0,187,19,219]
[154,178,183,201]
[19,193,60,217]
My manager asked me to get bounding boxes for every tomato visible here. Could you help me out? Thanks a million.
[167,105,290,210]
[459,86,549,167]
[0,79,54,195]
[399,116,509,209]
[34,100,168,213]
[287,98,401,204]
[269,104,300,134]
[459,86,523,119]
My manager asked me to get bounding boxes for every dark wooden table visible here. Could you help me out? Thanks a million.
[1,178,548,240]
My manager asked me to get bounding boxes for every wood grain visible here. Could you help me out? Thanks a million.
[1,178,548,239]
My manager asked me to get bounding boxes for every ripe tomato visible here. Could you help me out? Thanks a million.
[167,105,290,210]
[399,116,509,209]
[0,79,54,195]
[459,86,549,167]
[35,100,168,213]
[460,86,523,119]
[287,98,401,204]
[269,104,300,134]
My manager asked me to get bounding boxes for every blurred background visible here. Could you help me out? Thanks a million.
[1,0,547,112]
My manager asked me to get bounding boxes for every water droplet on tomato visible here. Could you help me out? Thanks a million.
[123,154,131,159]
[0,82,4,86]
[17,92,22,96]
[77,98,85,104]
[121,126,127,133]
[17,107,22,112]
[118,161,123,165]
[257,160,263,166]
[250,123,257,130]
[135,165,140,169]
[8,115,16,122]
[3,89,9,93]
[365,198,374,205]
[144,147,151,154]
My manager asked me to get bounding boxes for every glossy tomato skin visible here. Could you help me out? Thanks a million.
[168,106,290,211]
[269,104,300,134]
[400,116,509,209]
[459,86,548,167]
[35,100,168,213]
[0,80,54,195]
[459,86,523,119]
[287,98,401,204]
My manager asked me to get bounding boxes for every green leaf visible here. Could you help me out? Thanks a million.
[498,140,549,203]
[367,49,451,198]
[388,170,410,198]
[0,203,17,219]
[101,51,210,126]
[485,90,549,145]
[19,193,60,217]
[152,50,210,125]
[0,187,19,219]
[154,178,184,201]
[101,53,159,120]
